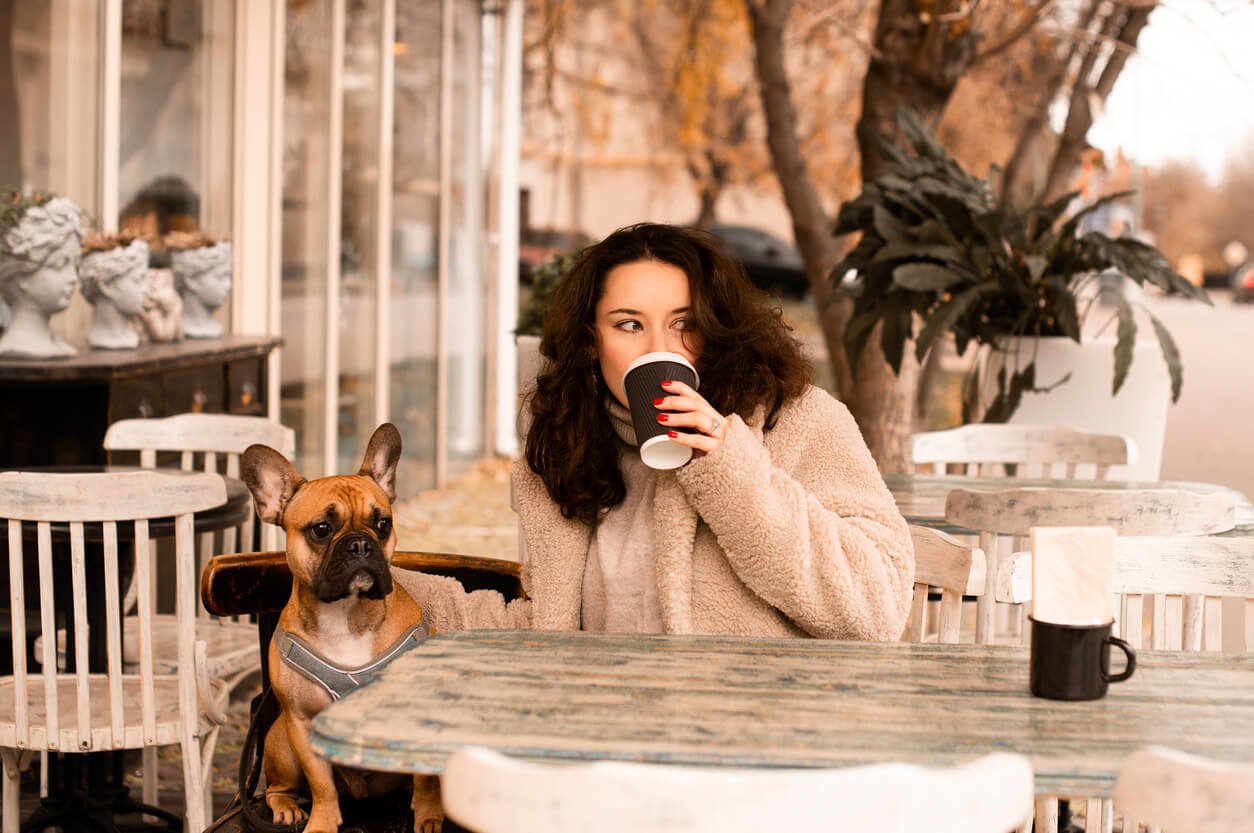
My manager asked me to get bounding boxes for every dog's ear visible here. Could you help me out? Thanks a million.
[359,422,402,502]
[241,444,305,527]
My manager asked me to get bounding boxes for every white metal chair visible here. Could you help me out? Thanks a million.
[1113,746,1254,833]
[911,424,1134,480]
[440,745,1035,833]
[0,470,230,833]
[905,525,985,643]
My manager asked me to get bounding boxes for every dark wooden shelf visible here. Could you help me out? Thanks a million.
[0,334,282,467]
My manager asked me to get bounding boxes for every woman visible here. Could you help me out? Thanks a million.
[403,222,913,641]
[0,195,84,359]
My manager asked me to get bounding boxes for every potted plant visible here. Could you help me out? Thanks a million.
[514,246,587,436]
[831,108,1208,427]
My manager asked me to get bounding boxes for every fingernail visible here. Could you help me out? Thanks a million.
[667,431,678,438]
[661,380,673,387]
[657,413,668,423]
[653,397,665,406]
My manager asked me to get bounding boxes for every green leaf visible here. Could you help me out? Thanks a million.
[1148,313,1183,402]
[892,262,962,291]
[914,282,998,362]
[879,295,913,374]
[873,205,906,242]
[1113,295,1138,396]
[843,309,881,378]
[871,241,963,264]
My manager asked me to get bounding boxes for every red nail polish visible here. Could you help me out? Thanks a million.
[653,397,665,406]
[657,413,668,423]
[661,380,673,387]
[667,431,678,438]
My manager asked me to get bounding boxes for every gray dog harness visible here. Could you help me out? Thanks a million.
[272,612,430,701]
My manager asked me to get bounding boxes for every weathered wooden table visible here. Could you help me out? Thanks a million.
[309,630,1254,798]
[883,473,1254,535]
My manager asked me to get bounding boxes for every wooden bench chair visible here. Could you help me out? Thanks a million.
[905,526,985,644]
[910,424,1134,479]
[199,549,523,833]
[1113,746,1254,833]
[441,745,1034,833]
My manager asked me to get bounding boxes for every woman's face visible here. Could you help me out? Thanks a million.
[593,259,702,408]
[17,237,79,314]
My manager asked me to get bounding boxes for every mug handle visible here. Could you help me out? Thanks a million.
[1104,635,1136,683]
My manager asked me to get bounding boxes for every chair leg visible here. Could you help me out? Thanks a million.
[181,737,207,833]
[2,748,21,833]
[143,745,159,808]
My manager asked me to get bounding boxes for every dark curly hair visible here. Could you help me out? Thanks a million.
[524,223,814,524]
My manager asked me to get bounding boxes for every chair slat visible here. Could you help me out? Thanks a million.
[8,522,29,747]
[103,522,125,747]
[70,522,91,749]
[135,519,157,745]
[0,471,228,521]
[36,523,58,750]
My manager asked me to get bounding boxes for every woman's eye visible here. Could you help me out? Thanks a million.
[673,318,691,331]
[615,320,642,332]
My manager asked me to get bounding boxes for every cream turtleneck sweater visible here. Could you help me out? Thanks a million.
[579,398,665,633]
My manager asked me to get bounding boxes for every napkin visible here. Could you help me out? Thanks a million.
[1031,526,1115,626]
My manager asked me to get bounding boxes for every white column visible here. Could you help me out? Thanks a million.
[373,0,396,429]
[492,0,523,457]
[322,0,347,475]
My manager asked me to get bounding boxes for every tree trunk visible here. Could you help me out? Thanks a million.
[748,0,922,472]
[1041,5,1153,202]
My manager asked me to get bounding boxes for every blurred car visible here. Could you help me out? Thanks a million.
[708,224,809,298]
[1232,259,1254,303]
[519,227,594,283]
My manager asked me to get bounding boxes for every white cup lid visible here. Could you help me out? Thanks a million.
[639,434,693,470]
[622,351,699,390]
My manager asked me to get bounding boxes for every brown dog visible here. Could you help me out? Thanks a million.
[241,423,442,833]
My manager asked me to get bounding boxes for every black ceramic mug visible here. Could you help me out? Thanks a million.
[622,352,700,470]
[1029,617,1136,701]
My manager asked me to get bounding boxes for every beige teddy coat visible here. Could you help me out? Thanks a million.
[396,385,915,641]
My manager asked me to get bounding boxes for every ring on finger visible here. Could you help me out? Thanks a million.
[709,415,721,434]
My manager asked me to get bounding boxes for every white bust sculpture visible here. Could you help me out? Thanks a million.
[0,196,84,359]
[171,239,232,339]
[79,237,150,350]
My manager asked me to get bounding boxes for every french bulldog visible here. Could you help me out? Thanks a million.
[241,422,442,833]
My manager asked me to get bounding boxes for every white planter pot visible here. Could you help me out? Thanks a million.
[979,335,1170,481]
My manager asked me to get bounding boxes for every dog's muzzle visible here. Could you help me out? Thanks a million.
[313,532,393,602]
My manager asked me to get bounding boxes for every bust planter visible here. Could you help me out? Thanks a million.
[979,335,1167,480]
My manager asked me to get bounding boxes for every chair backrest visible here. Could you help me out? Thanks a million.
[440,745,1035,833]
[996,534,1254,651]
[104,413,296,555]
[0,470,226,752]
[906,526,984,643]
[1113,746,1254,833]
[945,487,1236,645]
[911,424,1134,479]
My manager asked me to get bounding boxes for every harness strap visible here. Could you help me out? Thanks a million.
[273,610,430,701]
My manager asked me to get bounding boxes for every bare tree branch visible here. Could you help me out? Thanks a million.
[976,0,1056,64]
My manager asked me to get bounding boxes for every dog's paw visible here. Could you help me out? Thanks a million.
[305,805,343,833]
[267,793,308,825]
[416,817,443,833]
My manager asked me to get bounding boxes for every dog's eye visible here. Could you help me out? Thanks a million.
[377,517,392,535]
[310,522,332,540]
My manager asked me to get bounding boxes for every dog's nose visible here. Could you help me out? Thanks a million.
[346,536,375,559]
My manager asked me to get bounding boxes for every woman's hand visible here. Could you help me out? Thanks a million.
[655,379,727,457]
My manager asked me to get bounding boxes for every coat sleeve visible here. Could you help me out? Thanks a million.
[674,387,914,640]
[393,569,532,634]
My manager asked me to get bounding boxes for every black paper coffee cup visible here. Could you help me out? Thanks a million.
[622,352,700,469]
